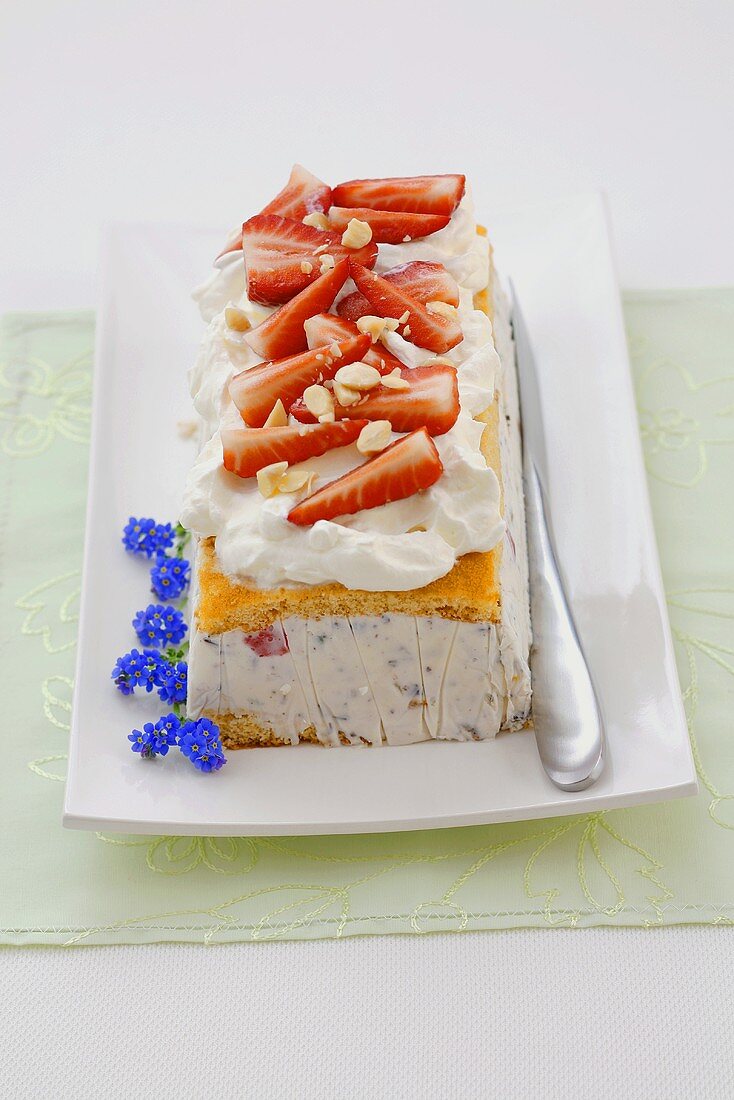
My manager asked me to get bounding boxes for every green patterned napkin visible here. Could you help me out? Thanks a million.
[2,292,733,945]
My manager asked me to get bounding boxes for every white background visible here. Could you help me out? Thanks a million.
[2,0,734,312]
[2,1,734,1097]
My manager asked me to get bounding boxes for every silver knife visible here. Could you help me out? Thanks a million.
[510,283,605,791]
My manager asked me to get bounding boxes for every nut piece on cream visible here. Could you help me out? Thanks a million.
[357,315,390,344]
[224,305,251,332]
[341,218,373,249]
[279,468,315,494]
[357,420,392,455]
[257,461,289,498]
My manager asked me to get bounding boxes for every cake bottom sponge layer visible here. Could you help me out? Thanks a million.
[187,612,530,748]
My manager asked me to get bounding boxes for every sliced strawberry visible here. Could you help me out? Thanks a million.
[229,333,371,427]
[288,402,314,425]
[260,164,332,220]
[303,313,405,374]
[338,364,459,436]
[288,428,443,526]
[335,292,371,323]
[290,364,459,436]
[222,420,368,478]
[385,260,460,305]
[332,175,466,216]
[338,260,459,321]
[245,260,349,360]
[242,215,377,306]
[350,263,462,354]
[216,165,332,258]
[329,207,449,244]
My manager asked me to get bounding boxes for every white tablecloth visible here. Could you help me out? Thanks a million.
[3,932,734,1098]
[2,2,733,1096]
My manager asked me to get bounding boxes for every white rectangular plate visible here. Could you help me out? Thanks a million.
[64,193,696,835]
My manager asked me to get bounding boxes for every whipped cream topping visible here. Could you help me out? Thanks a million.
[181,193,505,591]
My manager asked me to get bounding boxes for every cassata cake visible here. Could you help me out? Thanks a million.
[181,166,531,747]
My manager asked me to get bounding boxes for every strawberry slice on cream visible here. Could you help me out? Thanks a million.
[332,174,466,216]
[289,363,460,437]
[215,164,332,259]
[337,260,459,322]
[229,334,371,428]
[260,164,332,220]
[287,428,444,526]
[349,263,463,354]
[242,215,378,306]
[245,260,350,360]
[303,313,405,374]
[329,207,450,244]
[222,420,368,479]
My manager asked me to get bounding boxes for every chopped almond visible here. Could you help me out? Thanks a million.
[357,420,392,455]
[426,300,459,320]
[356,315,389,343]
[279,468,315,493]
[257,461,289,498]
[300,260,314,274]
[302,212,330,231]
[303,383,335,420]
[334,380,362,406]
[225,305,251,332]
[263,398,289,428]
[340,218,373,249]
[319,253,335,275]
[334,362,382,391]
[381,369,411,392]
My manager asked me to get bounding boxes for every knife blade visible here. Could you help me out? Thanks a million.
[510,283,605,791]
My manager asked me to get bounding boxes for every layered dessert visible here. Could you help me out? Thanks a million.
[181,166,531,747]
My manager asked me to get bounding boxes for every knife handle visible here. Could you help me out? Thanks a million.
[525,462,605,790]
